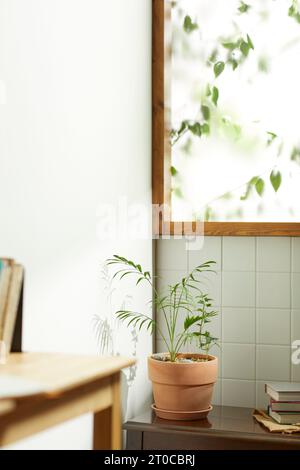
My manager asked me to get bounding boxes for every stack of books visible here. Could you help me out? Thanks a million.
[0,258,24,353]
[266,382,300,424]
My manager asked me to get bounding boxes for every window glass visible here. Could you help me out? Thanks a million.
[171,0,300,222]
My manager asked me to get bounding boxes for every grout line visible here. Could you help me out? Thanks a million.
[157,339,292,348]
[218,305,289,310]
[222,341,291,347]
[222,378,256,383]
[157,268,298,273]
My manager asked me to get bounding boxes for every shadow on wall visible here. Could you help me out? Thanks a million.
[93,264,138,420]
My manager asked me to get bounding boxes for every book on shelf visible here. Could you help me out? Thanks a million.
[268,407,300,425]
[0,258,23,353]
[0,258,14,340]
[270,399,300,412]
[265,382,300,402]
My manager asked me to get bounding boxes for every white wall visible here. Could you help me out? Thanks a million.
[156,237,300,409]
[0,0,152,449]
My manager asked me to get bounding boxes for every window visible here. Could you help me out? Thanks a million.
[152,0,300,235]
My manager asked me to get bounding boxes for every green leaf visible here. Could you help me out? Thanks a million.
[188,122,202,137]
[288,2,300,23]
[170,166,178,176]
[250,176,259,185]
[204,206,212,221]
[240,40,250,57]
[240,185,251,201]
[238,2,251,13]
[291,146,300,162]
[214,61,225,78]
[289,4,296,17]
[267,131,277,146]
[255,178,265,197]
[206,84,211,96]
[212,86,219,106]
[208,49,218,64]
[201,105,210,121]
[270,170,282,192]
[201,123,210,135]
[258,56,269,73]
[178,120,188,134]
[183,15,198,33]
[231,59,239,71]
[222,42,237,50]
[184,315,202,331]
[247,34,254,50]
[173,187,183,198]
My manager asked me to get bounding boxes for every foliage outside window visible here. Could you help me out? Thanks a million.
[170,0,300,222]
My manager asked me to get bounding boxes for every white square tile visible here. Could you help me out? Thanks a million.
[256,237,291,272]
[292,364,300,381]
[222,379,255,408]
[188,236,222,271]
[158,269,221,307]
[207,313,222,341]
[222,308,255,343]
[256,381,270,410]
[209,344,222,378]
[188,313,221,343]
[291,325,300,381]
[156,239,188,271]
[223,237,255,272]
[292,310,300,342]
[200,271,221,307]
[156,339,166,354]
[222,272,255,307]
[222,344,255,380]
[256,309,290,345]
[211,380,222,406]
[256,345,290,381]
[256,273,290,309]
[156,269,188,294]
[292,238,300,272]
[292,273,300,308]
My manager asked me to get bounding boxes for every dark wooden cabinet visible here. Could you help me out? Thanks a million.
[124,406,300,450]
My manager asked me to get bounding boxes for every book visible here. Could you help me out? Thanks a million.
[265,382,300,402]
[270,399,300,412]
[0,259,13,340]
[1,264,24,352]
[269,407,300,425]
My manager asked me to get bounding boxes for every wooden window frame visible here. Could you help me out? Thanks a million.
[152,0,300,237]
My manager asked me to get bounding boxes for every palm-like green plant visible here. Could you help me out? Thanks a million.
[107,255,219,362]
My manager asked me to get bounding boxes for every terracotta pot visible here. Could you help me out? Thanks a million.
[148,353,218,419]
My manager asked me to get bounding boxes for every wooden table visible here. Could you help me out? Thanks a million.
[124,405,300,450]
[0,352,135,449]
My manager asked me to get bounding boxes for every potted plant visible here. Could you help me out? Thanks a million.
[107,255,219,420]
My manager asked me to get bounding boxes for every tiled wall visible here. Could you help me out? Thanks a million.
[155,237,300,409]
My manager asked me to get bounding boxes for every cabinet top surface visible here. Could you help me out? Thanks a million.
[124,406,300,442]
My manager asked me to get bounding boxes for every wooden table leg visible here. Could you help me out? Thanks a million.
[93,372,121,450]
